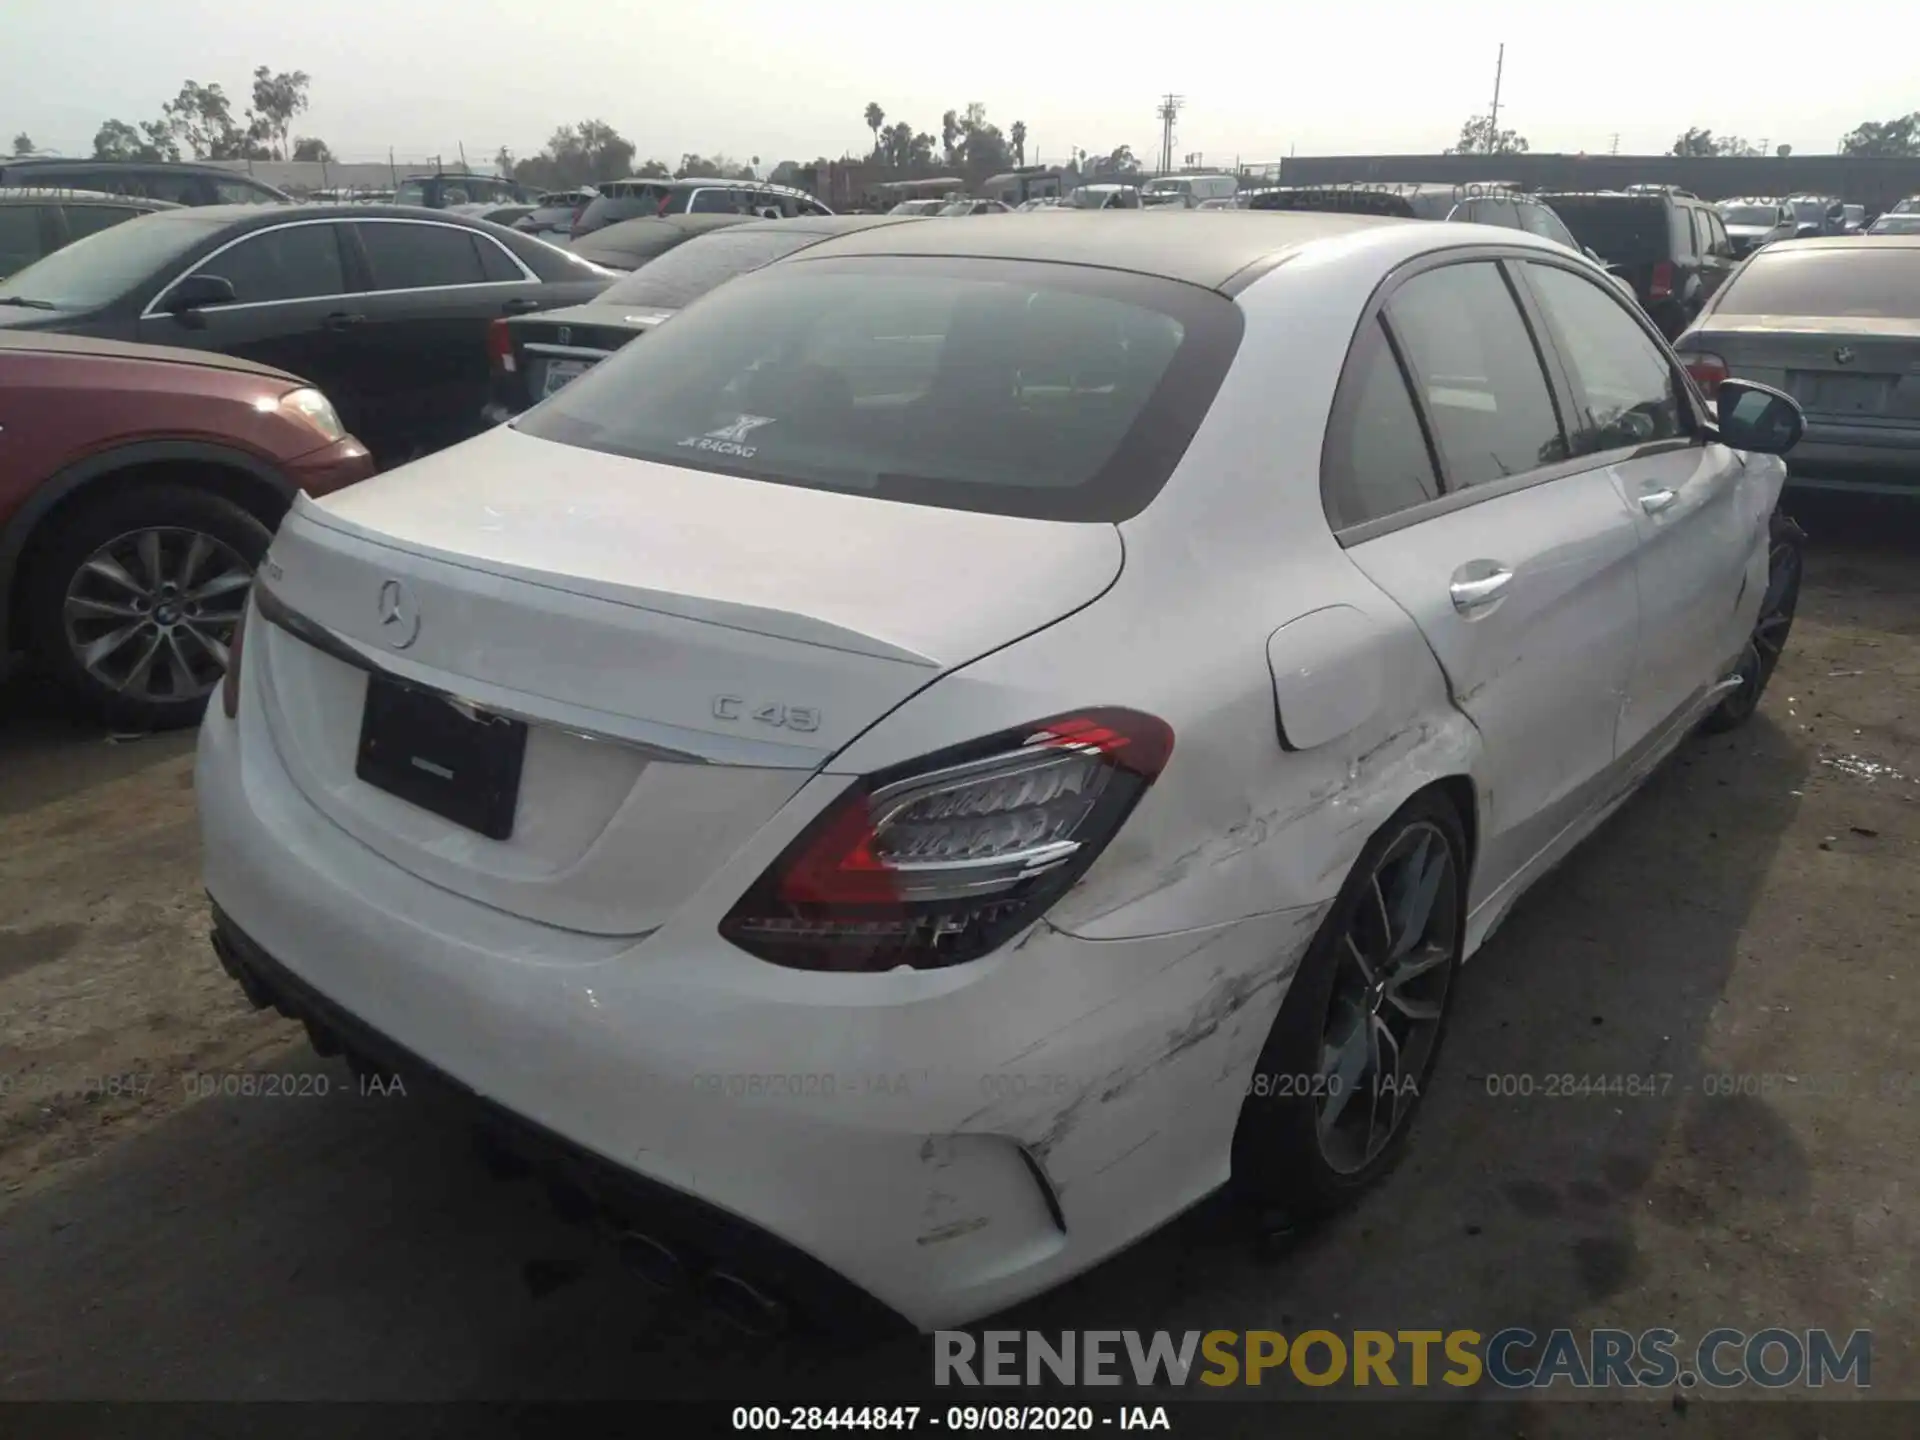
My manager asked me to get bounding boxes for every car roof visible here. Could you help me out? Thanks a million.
[0,188,181,207]
[146,202,496,228]
[724,214,926,238]
[782,209,1411,290]
[5,157,233,177]
[0,328,301,381]
[1767,234,1920,251]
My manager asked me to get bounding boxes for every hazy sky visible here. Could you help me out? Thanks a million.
[8,0,1911,168]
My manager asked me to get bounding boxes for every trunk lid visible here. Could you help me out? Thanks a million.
[1695,318,1920,423]
[507,302,665,406]
[251,425,1123,935]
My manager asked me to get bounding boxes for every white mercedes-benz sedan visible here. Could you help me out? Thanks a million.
[197,211,1807,1335]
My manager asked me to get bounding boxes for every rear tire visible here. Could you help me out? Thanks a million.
[1230,790,1468,1225]
[25,482,270,732]
[1703,508,1804,733]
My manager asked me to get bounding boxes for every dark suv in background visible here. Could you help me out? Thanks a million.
[0,158,288,206]
[1534,186,1735,338]
[1244,181,1595,255]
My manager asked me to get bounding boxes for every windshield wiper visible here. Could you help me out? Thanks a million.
[0,296,57,309]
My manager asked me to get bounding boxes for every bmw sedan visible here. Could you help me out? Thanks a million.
[0,204,613,464]
[197,212,1805,1335]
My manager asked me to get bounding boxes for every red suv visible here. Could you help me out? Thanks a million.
[0,332,375,730]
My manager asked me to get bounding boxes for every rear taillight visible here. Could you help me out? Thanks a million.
[1681,350,1728,399]
[1649,260,1676,301]
[220,603,249,719]
[720,709,1175,972]
[487,318,515,373]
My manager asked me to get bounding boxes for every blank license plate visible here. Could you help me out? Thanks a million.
[355,675,528,840]
[542,360,591,397]
[1790,371,1894,415]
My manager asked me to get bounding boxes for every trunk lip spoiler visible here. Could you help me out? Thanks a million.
[252,581,716,766]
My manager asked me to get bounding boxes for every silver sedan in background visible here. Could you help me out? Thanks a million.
[1675,234,1920,497]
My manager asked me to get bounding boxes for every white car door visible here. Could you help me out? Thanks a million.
[1514,257,1753,760]
[1325,256,1644,899]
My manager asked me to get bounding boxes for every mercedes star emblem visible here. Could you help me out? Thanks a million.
[1834,346,1856,365]
[376,578,421,650]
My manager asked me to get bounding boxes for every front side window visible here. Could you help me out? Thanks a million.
[1523,261,1686,454]
[355,222,488,289]
[516,258,1242,522]
[1383,261,1567,488]
[687,189,737,215]
[1322,316,1440,528]
[190,223,347,303]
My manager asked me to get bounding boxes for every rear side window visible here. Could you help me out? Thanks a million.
[1383,261,1567,487]
[474,236,524,283]
[1322,316,1440,528]
[192,223,347,303]
[687,189,739,215]
[516,257,1243,522]
[1712,246,1920,319]
[356,222,488,289]
[1519,202,1579,251]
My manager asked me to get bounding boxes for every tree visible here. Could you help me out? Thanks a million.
[864,102,885,156]
[1446,114,1529,155]
[940,109,962,165]
[1009,120,1027,167]
[493,145,514,176]
[1671,127,1758,157]
[1776,143,1793,157]
[1840,113,1920,157]
[292,136,333,162]
[509,119,639,188]
[247,66,310,160]
[162,80,265,159]
[92,117,177,162]
[635,158,671,178]
[10,133,32,156]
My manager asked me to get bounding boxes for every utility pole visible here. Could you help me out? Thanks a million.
[1610,133,1620,155]
[1488,44,1505,141]
[1156,94,1184,176]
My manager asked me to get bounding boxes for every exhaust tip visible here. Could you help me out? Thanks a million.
[699,1270,790,1337]
[617,1231,688,1293]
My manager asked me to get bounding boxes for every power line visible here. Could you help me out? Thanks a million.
[1156,94,1184,175]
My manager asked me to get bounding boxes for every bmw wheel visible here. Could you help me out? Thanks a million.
[1232,790,1467,1223]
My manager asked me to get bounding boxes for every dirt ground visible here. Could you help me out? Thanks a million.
[0,492,1914,1431]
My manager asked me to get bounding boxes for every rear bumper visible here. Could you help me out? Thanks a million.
[195,683,1324,1332]
[1787,424,1920,494]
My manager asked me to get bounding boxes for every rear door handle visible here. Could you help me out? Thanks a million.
[1639,488,1678,514]
[1449,565,1513,613]
[322,312,366,331]
[501,297,542,314]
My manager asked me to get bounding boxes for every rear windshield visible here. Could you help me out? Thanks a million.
[1714,246,1920,319]
[1721,205,1780,226]
[582,187,669,226]
[599,229,828,307]
[515,257,1243,522]
[0,210,221,309]
[1869,215,1920,235]
[1537,198,1666,260]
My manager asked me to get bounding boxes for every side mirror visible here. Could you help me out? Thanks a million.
[162,273,236,315]
[1715,378,1804,455]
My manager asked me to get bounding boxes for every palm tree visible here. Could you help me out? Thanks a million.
[864,103,885,157]
[1010,121,1027,167]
